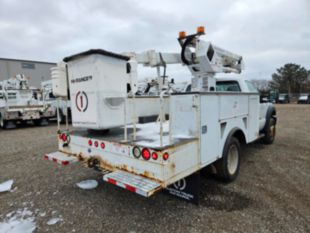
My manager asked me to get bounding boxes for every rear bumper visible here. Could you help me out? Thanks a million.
[5,106,54,120]
[44,150,162,197]
[55,130,199,186]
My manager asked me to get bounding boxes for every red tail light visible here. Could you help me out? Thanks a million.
[152,152,158,160]
[142,148,151,160]
[62,134,68,142]
[101,142,105,149]
[94,141,99,147]
[88,139,92,146]
[163,152,169,161]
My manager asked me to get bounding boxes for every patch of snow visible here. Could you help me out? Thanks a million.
[0,180,14,193]
[10,187,18,193]
[76,180,98,190]
[0,217,36,233]
[126,121,194,148]
[39,212,46,217]
[0,208,36,233]
[46,217,62,225]
[128,122,171,147]
[53,191,59,195]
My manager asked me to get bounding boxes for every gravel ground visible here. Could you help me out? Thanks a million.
[0,104,309,233]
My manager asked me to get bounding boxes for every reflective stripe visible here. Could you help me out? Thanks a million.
[44,151,77,166]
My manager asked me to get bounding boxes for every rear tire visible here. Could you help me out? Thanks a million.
[214,137,241,182]
[0,116,7,129]
[1,120,16,129]
[262,117,276,144]
[34,118,49,126]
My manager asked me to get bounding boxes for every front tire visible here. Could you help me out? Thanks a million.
[215,137,241,182]
[262,117,276,144]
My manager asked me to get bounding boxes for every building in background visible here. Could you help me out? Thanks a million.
[0,58,56,88]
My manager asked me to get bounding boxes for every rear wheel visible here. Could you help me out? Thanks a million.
[34,118,49,126]
[1,119,16,129]
[262,117,276,144]
[215,137,241,182]
[0,115,6,129]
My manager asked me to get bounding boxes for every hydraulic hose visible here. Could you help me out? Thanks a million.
[180,35,196,65]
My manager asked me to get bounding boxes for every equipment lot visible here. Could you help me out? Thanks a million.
[0,104,309,233]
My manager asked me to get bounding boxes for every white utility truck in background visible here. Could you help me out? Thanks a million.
[41,80,71,123]
[45,27,276,203]
[0,75,54,129]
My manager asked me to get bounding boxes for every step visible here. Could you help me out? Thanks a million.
[44,151,78,166]
[103,170,162,197]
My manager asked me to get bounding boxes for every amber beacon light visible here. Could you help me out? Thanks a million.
[197,26,205,34]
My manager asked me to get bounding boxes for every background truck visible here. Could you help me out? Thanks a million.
[0,75,54,129]
[45,27,276,203]
[277,93,290,103]
[297,93,310,104]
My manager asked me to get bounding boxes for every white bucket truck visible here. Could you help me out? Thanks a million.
[0,74,54,129]
[45,27,276,203]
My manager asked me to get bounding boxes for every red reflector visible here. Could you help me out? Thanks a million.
[163,152,169,161]
[125,184,136,193]
[94,141,99,147]
[152,152,158,160]
[62,161,69,166]
[107,178,117,185]
[62,134,67,142]
[142,148,151,160]
[101,142,105,149]
[88,139,92,146]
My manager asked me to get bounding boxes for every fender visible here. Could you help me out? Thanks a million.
[221,127,246,157]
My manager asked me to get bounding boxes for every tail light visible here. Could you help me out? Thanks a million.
[88,139,92,146]
[141,148,151,160]
[151,152,158,160]
[62,134,68,142]
[101,142,105,149]
[94,141,99,147]
[58,133,67,141]
[163,152,169,161]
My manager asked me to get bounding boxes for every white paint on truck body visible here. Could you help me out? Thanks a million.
[57,91,259,189]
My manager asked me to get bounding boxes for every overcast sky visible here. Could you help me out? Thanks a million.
[0,0,309,81]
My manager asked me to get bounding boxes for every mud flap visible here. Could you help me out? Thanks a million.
[164,172,200,205]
